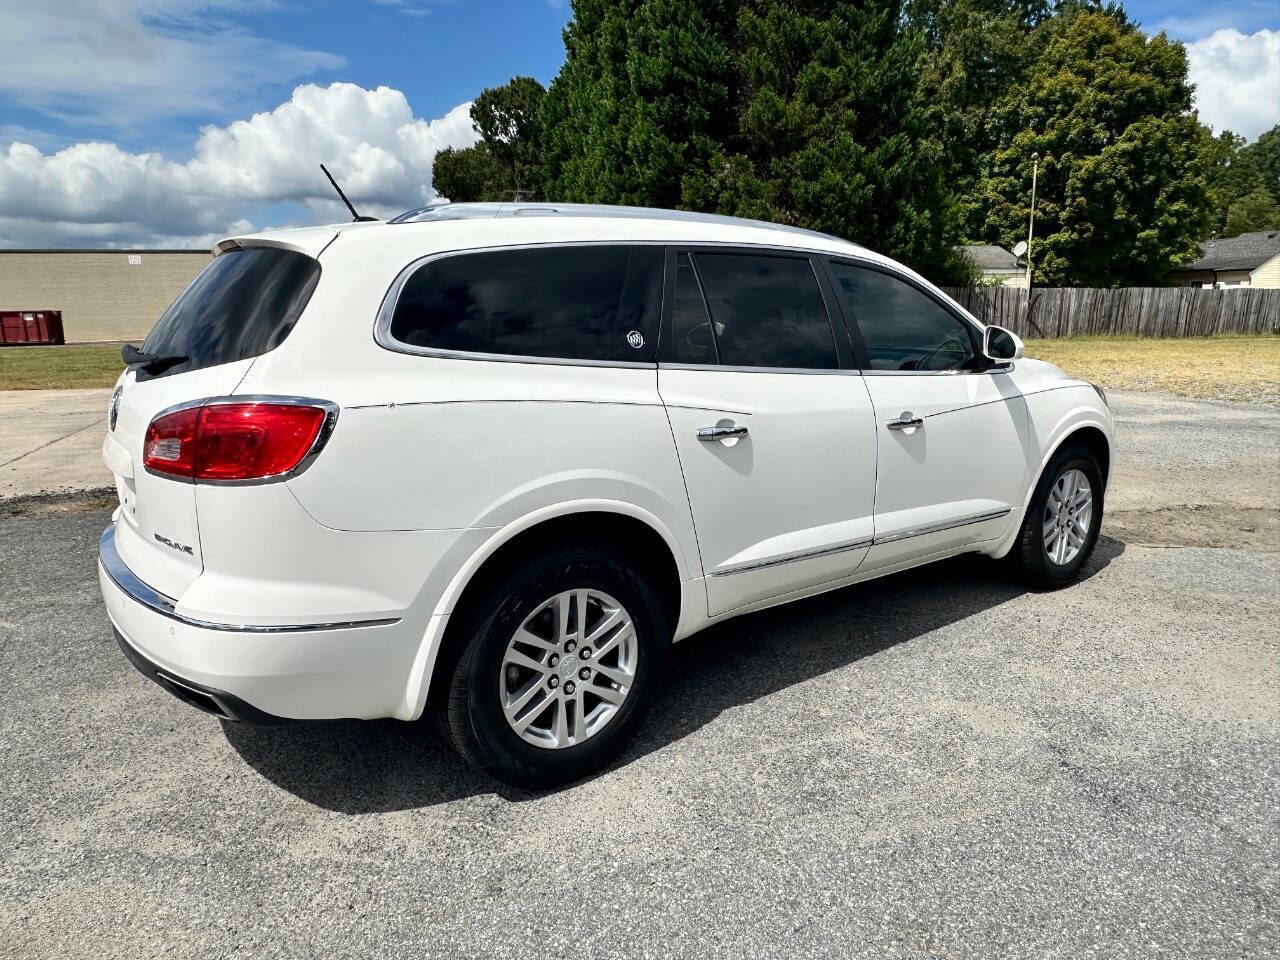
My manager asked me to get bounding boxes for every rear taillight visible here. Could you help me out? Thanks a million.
[143,401,333,482]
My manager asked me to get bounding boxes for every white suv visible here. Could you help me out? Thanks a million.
[99,203,1113,787]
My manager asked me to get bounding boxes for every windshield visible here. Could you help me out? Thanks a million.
[139,246,320,380]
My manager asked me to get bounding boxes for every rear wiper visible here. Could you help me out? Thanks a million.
[122,343,188,374]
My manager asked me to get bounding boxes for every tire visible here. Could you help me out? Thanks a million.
[439,546,669,789]
[1010,443,1105,589]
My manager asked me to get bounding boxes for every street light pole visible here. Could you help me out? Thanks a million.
[1025,152,1039,302]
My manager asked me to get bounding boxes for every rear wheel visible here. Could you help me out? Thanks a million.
[1010,443,1105,589]
[440,547,668,789]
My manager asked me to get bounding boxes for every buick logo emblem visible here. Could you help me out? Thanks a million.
[109,386,122,431]
[625,330,645,350]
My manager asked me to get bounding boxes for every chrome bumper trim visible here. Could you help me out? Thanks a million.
[98,524,400,633]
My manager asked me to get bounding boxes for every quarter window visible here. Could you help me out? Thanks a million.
[670,252,838,369]
[389,245,663,362]
[829,262,977,371]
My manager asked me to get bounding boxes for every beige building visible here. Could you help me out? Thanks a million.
[1167,231,1280,289]
[0,249,211,342]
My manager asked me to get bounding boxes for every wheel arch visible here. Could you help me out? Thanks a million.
[404,503,687,719]
[990,418,1113,560]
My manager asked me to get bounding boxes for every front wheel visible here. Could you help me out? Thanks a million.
[1010,443,1105,589]
[439,547,668,789]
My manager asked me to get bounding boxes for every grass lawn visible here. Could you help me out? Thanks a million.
[2,335,1277,405]
[1025,335,1280,406]
[0,343,124,390]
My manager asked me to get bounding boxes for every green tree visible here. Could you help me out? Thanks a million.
[539,0,735,207]
[431,77,546,202]
[1239,124,1280,206]
[1226,188,1280,235]
[432,142,509,202]
[542,0,967,281]
[909,0,1050,237]
[975,8,1213,286]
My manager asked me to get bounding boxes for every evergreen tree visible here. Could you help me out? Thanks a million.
[542,0,965,281]
[539,0,736,206]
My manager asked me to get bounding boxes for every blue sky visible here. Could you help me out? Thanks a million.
[0,0,1275,248]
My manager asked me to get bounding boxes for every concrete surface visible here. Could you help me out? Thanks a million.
[0,389,112,500]
[0,387,1277,958]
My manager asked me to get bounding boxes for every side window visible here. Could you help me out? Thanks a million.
[687,253,838,369]
[669,253,717,365]
[389,245,662,362]
[829,261,977,371]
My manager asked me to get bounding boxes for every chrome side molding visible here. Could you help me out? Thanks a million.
[710,507,1013,577]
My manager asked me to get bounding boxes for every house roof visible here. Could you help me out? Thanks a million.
[956,244,1022,271]
[1176,231,1280,273]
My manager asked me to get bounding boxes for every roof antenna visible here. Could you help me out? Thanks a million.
[320,163,378,222]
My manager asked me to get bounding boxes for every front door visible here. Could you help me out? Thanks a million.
[824,259,1031,570]
[658,249,878,617]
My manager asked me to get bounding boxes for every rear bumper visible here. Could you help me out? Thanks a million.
[111,625,295,724]
[98,522,418,721]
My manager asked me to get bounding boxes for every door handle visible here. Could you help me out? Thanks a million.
[697,424,748,441]
[886,414,923,431]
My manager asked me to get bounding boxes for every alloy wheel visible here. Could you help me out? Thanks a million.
[1042,468,1093,566]
[498,588,638,749]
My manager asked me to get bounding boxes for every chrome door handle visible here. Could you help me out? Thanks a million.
[886,414,923,431]
[697,424,748,441]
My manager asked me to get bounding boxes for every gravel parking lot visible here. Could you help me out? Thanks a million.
[2,391,1277,959]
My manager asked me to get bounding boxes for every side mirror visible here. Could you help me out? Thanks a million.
[983,325,1024,365]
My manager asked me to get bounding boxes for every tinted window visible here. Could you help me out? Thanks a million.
[140,247,320,380]
[690,253,837,369]
[389,245,662,362]
[669,253,717,365]
[830,262,977,371]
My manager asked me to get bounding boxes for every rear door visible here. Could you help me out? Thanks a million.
[105,244,321,599]
[658,248,878,617]
[824,259,1031,570]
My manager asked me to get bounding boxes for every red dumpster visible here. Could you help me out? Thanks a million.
[0,310,65,345]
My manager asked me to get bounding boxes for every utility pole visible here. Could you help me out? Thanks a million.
[1025,152,1039,302]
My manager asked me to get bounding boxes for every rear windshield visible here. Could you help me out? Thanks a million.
[139,247,320,379]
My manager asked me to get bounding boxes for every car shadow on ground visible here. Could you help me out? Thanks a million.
[223,536,1126,813]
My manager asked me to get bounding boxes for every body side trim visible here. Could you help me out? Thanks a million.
[710,508,1012,577]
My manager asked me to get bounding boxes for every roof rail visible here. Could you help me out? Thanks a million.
[389,201,848,245]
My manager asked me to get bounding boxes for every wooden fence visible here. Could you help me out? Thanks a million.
[941,286,1280,338]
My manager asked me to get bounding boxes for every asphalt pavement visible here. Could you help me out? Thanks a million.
[1,391,1277,959]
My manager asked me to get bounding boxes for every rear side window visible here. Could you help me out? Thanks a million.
[671,253,837,369]
[140,247,320,380]
[388,245,663,362]
[829,262,977,372]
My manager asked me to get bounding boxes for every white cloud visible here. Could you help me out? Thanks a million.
[0,83,479,247]
[1187,29,1280,142]
[0,1,344,131]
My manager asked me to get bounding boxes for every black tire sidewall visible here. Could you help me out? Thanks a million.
[1020,446,1105,588]
[451,548,668,787]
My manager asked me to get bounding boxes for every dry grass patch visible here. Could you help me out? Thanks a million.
[1025,336,1280,406]
[0,343,124,390]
